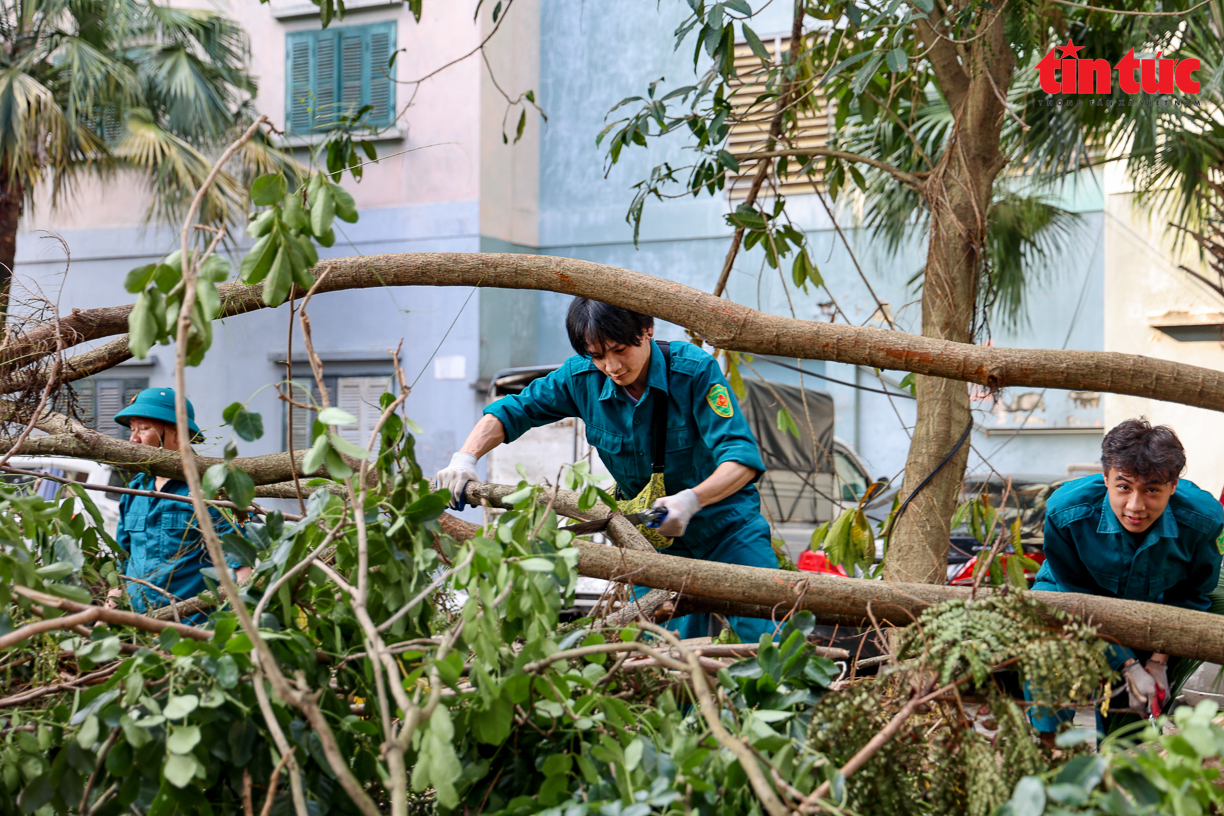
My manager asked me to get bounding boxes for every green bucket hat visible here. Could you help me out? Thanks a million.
[113,388,202,442]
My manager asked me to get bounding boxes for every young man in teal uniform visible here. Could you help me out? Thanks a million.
[1030,418,1223,740]
[106,389,249,624]
[437,299,777,642]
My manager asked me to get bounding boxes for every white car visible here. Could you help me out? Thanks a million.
[2,456,123,536]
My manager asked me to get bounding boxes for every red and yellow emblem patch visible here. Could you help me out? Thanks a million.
[706,384,733,418]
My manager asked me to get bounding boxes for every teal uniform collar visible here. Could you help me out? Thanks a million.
[597,340,670,402]
[1095,489,1179,541]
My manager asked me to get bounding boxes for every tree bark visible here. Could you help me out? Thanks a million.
[11,254,1224,415]
[0,174,20,323]
[572,541,1224,665]
[888,10,1014,583]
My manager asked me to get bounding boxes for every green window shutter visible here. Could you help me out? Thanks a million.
[340,31,364,122]
[285,23,396,135]
[367,24,395,127]
[315,31,338,130]
[286,33,314,134]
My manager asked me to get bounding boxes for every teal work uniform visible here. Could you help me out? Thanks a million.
[117,474,242,626]
[484,340,778,642]
[1028,474,1223,733]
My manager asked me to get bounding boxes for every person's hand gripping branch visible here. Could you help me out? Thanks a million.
[652,489,701,537]
[1122,658,1158,713]
[438,452,479,510]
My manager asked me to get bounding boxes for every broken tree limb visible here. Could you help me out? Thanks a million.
[572,542,1224,665]
[11,254,1224,413]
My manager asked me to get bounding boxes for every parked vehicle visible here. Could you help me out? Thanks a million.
[1,457,124,537]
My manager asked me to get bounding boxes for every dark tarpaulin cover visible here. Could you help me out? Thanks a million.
[739,378,834,475]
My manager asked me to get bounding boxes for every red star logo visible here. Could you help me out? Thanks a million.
[1057,39,1085,59]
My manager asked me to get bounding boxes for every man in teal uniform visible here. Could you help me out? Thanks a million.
[437,299,777,642]
[106,389,249,624]
[1030,418,1223,740]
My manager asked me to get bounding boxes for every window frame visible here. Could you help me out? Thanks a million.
[285,21,397,136]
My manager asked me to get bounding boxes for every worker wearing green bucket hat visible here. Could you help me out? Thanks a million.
[106,388,250,624]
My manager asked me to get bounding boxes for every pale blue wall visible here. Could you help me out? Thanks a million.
[14,200,486,480]
[535,0,1108,483]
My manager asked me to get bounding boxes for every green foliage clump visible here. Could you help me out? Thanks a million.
[1001,700,1224,816]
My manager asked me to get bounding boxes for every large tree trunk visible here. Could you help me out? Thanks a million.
[0,174,20,323]
[10,254,1224,413]
[887,12,1015,583]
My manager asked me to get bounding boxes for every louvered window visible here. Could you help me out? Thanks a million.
[725,35,830,199]
[285,375,393,455]
[58,378,148,439]
[285,22,396,135]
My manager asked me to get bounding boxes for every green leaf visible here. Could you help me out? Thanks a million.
[739,24,768,63]
[264,243,292,307]
[240,232,278,284]
[224,468,256,510]
[163,752,200,788]
[514,109,527,143]
[332,185,358,223]
[129,290,158,359]
[724,0,751,14]
[35,561,75,580]
[124,264,158,294]
[283,190,308,230]
[251,173,286,207]
[898,372,916,396]
[328,431,369,461]
[223,403,264,442]
[163,694,200,720]
[517,557,556,573]
[820,50,874,87]
[1010,776,1046,816]
[302,434,329,475]
[409,0,422,22]
[203,464,228,498]
[775,406,801,440]
[318,407,357,425]
[310,184,336,238]
[167,725,201,755]
[324,446,354,480]
[886,48,908,73]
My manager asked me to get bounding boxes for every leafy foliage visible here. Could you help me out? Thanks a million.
[1001,700,1224,816]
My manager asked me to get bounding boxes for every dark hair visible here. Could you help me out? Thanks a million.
[1100,417,1186,484]
[565,298,654,357]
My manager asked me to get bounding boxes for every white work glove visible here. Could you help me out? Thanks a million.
[652,489,702,538]
[1122,661,1157,713]
[1145,658,1169,698]
[437,452,478,509]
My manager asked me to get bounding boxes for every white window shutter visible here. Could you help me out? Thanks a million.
[96,381,125,439]
[336,376,390,457]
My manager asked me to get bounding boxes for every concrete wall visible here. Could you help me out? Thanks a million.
[1102,160,1224,496]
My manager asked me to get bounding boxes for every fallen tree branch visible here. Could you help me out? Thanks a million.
[9,585,213,642]
[0,464,303,521]
[572,540,1224,664]
[10,253,1224,413]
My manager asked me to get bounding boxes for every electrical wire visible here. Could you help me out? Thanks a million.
[884,417,975,541]
[755,355,916,399]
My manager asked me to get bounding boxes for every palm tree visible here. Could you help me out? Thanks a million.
[0,0,284,319]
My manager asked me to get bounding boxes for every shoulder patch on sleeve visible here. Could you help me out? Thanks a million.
[706,384,733,417]
[1216,528,1224,555]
